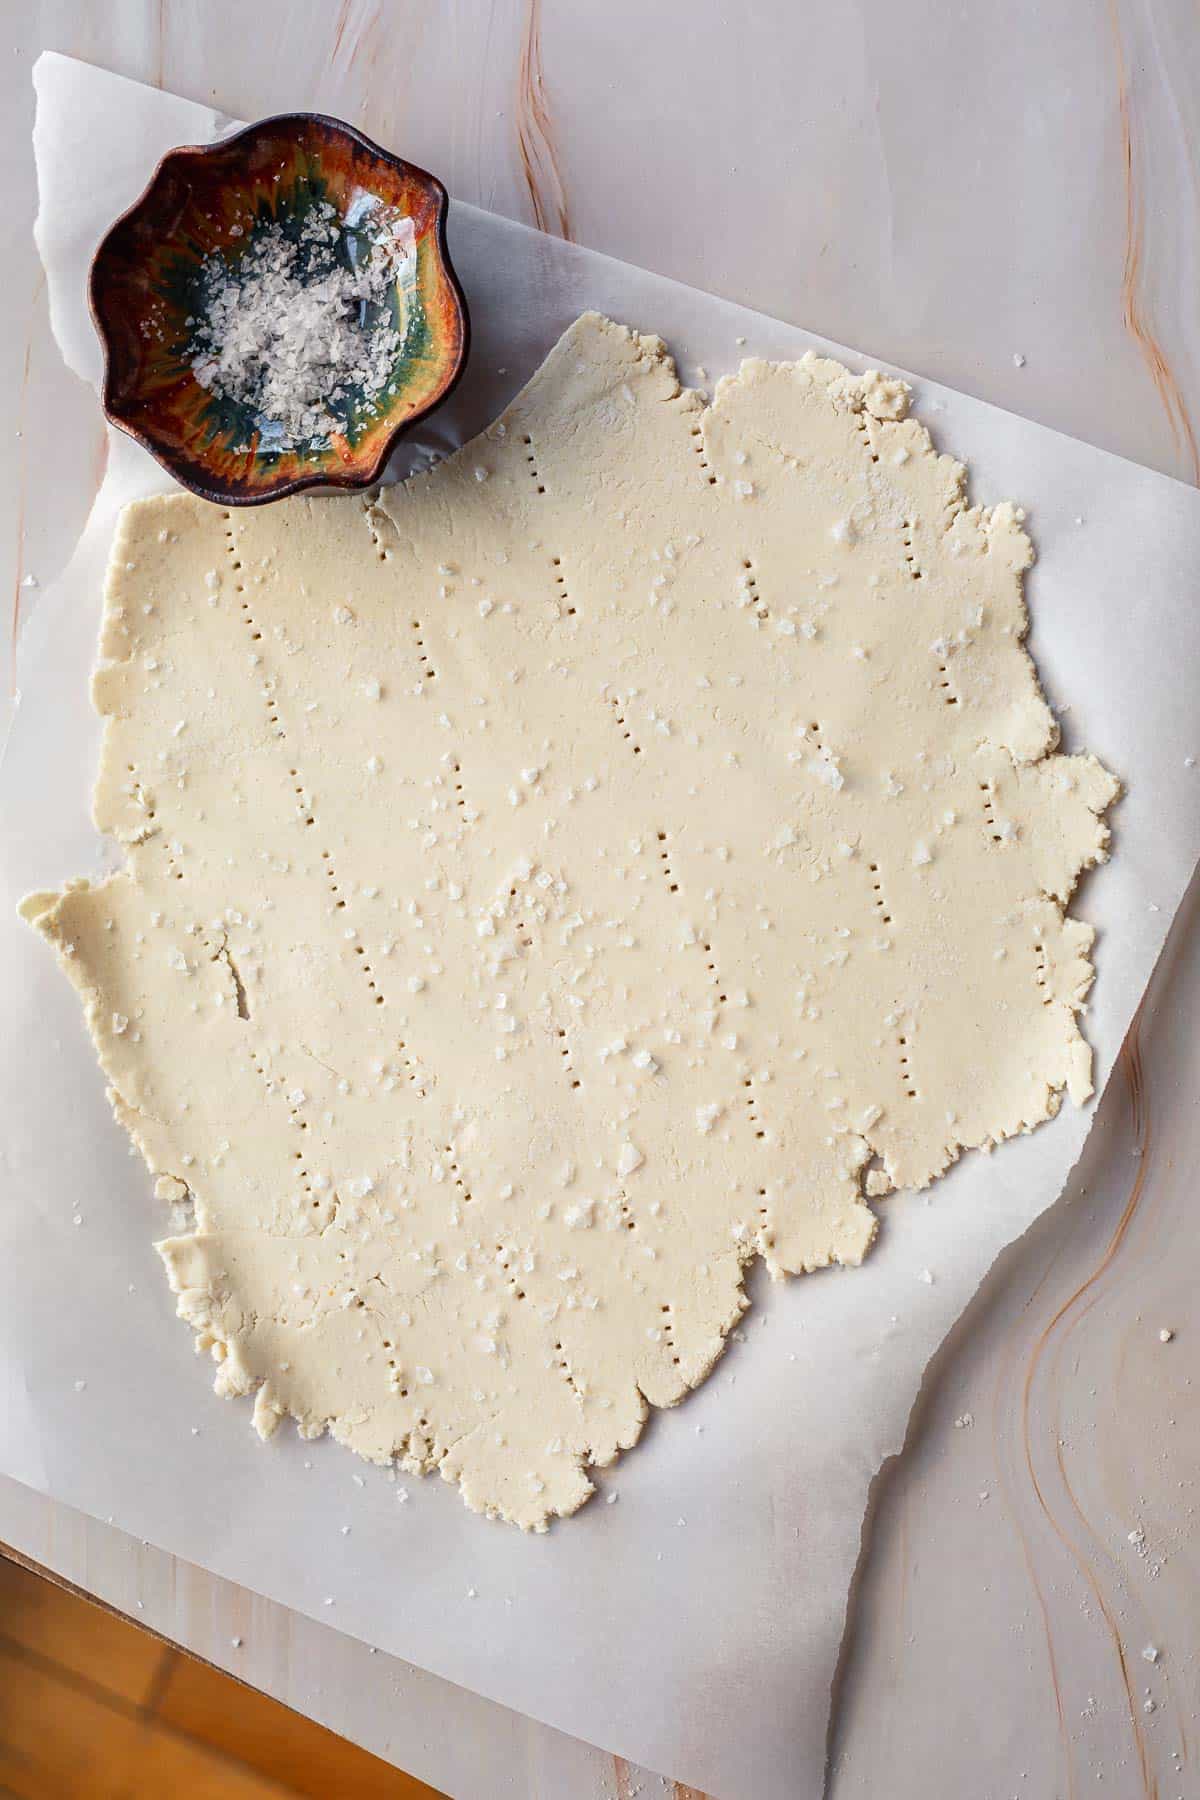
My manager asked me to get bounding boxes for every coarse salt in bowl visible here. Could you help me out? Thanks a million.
[90,113,470,505]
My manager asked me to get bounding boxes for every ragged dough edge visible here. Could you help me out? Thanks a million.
[20,875,220,1244]
[23,310,1117,1528]
[710,349,1058,769]
[27,859,763,1531]
[704,334,1118,1171]
[153,1217,754,1524]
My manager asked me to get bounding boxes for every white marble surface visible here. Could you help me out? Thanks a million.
[3,5,1199,1798]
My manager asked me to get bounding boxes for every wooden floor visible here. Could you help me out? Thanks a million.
[0,1546,443,1799]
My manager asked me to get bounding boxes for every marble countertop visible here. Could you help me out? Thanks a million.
[3,5,1198,1796]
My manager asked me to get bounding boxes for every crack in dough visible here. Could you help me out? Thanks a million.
[23,313,1118,1529]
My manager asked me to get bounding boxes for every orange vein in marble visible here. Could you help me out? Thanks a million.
[991,1271,1074,1799]
[1020,1017,1157,1800]
[516,0,573,240]
[1110,0,1199,483]
[331,0,354,61]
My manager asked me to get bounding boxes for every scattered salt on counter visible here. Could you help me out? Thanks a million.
[188,199,414,448]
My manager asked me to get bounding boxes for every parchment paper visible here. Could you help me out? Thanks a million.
[3,53,1199,1800]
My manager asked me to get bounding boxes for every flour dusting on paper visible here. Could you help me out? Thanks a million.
[23,313,1117,1528]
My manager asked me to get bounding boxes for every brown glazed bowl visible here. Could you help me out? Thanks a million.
[89,113,469,505]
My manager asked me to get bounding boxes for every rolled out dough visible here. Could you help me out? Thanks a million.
[25,313,1117,1528]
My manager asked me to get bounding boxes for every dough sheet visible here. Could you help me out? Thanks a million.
[25,313,1117,1527]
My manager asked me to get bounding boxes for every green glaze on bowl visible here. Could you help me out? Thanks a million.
[90,114,469,505]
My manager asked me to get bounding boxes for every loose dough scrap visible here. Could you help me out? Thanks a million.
[25,313,1118,1529]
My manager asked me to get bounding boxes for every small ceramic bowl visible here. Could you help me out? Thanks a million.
[90,113,469,505]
